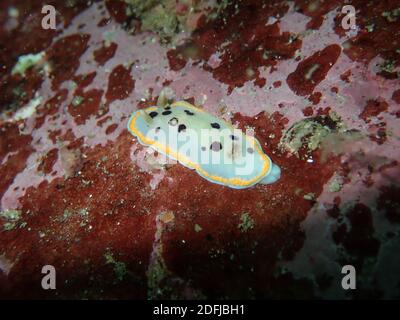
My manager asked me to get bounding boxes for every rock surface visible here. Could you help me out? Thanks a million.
[0,0,399,299]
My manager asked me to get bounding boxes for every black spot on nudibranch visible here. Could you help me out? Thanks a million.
[230,135,239,141]
[210,141,223,151]
[168,117,178,126]
[155,126,161,132]
[164,106,171,110]
[178,124,187,132]
[184,110,194,116]
[210,123,220,129]
[162,110,172,115]
[201,146,206,151]
[247,147,254,154]
[149,111,158,118]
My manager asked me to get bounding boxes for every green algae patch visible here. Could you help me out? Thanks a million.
[125,0,230,41]
[194,223,202,232]
[238,213,255,233]
[303,193,315,201]
[12,52,46,76]
[329,175,343,192]
[147,257,170,299]
[141,4,179,39]
[13,95,42,121]
[71,95,84,107]
[54,207,91,229]
[125,0,180,39]
[0,209,22,231]
[62,209,73,221]
[104,252,128,282]
[280,112,347,159]
[382,8,400,22]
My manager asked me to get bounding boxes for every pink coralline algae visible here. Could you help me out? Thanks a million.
[0,0,399,299]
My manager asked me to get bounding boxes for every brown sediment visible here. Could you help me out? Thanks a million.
[105,64,135,104]
[287,44,341,96]
[93,42,118,66]
[47,34,91,90]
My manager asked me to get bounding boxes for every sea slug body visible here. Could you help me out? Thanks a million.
[127,101,281,189]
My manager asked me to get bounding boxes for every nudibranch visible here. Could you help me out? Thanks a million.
[127,101,281,189]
